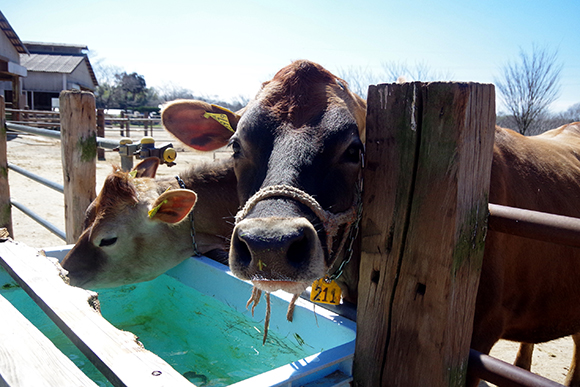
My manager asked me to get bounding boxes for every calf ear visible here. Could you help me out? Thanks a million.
[132,157,160,178]
[148,189,197,224]
[162,100,241,152]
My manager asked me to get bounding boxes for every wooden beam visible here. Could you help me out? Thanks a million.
[354,82,495,386]
[0,294,98,387]
[0,97,12,237]
[59,90,97,243]
[0,239,195,387]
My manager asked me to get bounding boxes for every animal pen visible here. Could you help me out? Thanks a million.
[0,88,578,386]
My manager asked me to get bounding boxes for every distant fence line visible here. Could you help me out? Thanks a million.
[5,107,162,138]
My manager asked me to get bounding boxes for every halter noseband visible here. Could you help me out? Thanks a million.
[235,183,362,274]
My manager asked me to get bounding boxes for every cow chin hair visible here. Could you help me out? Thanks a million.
[251,279,309,295]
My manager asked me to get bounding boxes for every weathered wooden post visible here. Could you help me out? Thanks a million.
[120,110,125,137]
[60,90,97,244]
[0,96,13,237]
[11,77,21,122]
[126,115,131,137]
[96,108,105,160]
[354,82,495,386]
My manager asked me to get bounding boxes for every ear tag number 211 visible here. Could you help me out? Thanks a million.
[310,277,342,305]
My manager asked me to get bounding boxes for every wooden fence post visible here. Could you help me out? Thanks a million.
[0,96,13,237]
[60,90,97,244]
[120,111,125,137]
[96,108,105,160]
[354,82,495,386]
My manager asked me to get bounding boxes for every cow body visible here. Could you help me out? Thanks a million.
[61,157,238,288]
[160,61,580,385]
[471,123,580,385]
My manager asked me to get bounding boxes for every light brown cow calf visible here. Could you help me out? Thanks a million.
[61,157,238,288]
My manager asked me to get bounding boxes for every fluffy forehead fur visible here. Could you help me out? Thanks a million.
[92,167,157,217]
[257,60,366,140]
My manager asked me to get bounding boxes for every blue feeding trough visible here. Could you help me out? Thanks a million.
[1,245,356,387]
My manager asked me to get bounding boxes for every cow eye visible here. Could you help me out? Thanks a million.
[344,144,362,163]
[99,237,118,247]
[229,139,242,158]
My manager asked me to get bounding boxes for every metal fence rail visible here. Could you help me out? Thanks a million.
[5,121,122,242]
[8,163,64,193]
[10,200,66,241]
[6,122,120,149]
[488,203,580,248]
[469,349,563,387]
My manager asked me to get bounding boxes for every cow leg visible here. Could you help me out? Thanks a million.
[467,304,505,387]
[566,333,580,387]
[514,343,534,370]
[467,334,502,387]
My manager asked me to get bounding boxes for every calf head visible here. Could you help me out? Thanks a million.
[61,158,198,288]
[163,60,366,296]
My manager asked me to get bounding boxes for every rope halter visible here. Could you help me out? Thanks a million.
[235,184,361,263]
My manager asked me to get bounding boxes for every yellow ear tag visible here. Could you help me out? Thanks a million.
[148,200,168,218]
[129,170,138,178]
[203,112,235,133]
[310,277,342,305]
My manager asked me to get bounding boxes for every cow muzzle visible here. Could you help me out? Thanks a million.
[229,184,359,294]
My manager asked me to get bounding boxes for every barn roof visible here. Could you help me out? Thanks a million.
[21,53,83,73]
[0,10,29,54]
[20,52,99,88]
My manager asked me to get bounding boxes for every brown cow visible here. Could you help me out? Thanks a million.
[161,61,580,385]
[474,123,580,386]
[61,157,238,288]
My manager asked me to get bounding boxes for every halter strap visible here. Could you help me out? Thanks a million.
[235,184,359,261]
[175,176,201,256]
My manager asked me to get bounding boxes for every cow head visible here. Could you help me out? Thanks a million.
[61,158,198,288]
[163,60,366,296]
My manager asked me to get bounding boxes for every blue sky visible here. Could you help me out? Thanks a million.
[3,1,579,112]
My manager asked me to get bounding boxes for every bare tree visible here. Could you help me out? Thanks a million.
[561,102,580,123]
[495,44,562,135]
[336,66,385,99]
[381,60,454,83]
[336,62,452,99]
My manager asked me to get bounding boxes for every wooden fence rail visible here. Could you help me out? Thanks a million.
[5,107,162,137]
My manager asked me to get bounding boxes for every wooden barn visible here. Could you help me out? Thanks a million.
[20,41,98,110]
[0,10,28,110]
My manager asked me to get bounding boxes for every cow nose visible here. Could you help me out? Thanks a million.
[229,217,322,280]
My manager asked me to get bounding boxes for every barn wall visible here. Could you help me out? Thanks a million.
[0,31,20,63]
[23,72,64,92]
[69,61,95,90]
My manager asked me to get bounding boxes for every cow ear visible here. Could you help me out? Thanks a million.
[161,100,242,152]
[148,189,197,224]
[132,157,160,178]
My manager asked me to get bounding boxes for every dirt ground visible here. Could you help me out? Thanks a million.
[4,130,572,386]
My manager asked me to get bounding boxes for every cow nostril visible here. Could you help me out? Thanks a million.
[232,231,252,267]
[287,233,311,267]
